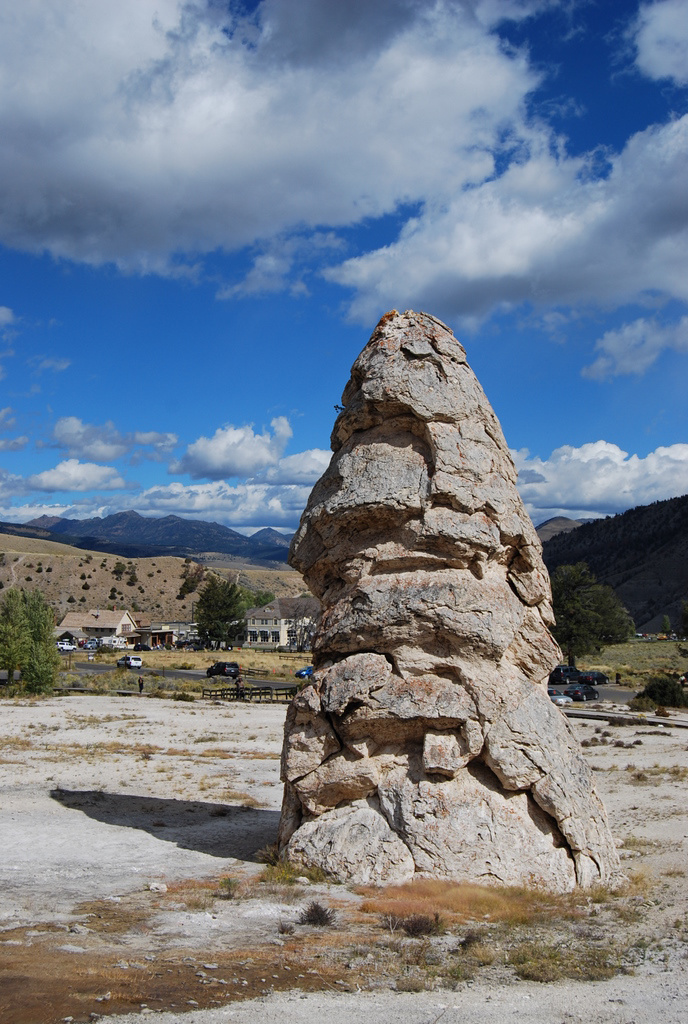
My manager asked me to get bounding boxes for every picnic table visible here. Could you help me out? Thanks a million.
[202,682,297,703]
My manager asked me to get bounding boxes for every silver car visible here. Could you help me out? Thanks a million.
[548,687,573,706]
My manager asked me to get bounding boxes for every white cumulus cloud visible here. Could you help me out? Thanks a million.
[514,441,688,522]
[27,459,126,492]
[634,0,688,85]
[326,115,688,324]
[171,416,293,480]
[583,315,688,378]
[0,1,539,272]
[125,479,312,527]
[0,0,684,352]
[50,416,178,461]
[0,436,28,452]
[51,417,130,460]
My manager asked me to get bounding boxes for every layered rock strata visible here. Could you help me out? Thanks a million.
[279,310,619,890]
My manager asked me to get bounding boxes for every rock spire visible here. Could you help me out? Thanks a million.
[278,310,619,890]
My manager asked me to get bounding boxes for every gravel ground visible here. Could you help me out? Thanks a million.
[1,694,687,1024]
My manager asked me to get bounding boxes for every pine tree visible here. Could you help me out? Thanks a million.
[195,576,247,647]
[550,562,634,663]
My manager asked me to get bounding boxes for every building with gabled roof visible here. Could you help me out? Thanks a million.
[56,608,139,645]
[243,595,319,650]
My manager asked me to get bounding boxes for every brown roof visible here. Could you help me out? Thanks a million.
[244,596,319,619]
[57,609,136,630]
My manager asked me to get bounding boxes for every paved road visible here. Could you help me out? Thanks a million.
[64,660,638,701]
[67,660,295,689]
[590,684,637,703]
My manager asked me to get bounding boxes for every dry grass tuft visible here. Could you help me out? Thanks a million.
[0,736,33,750]
[625,762,688,785]
[508,940,623,982]
[358,878,584,927]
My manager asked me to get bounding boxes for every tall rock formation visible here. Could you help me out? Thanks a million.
[279,310,619,890]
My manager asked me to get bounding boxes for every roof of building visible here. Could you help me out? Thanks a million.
[57,609,136,630]
[244,595,319,619]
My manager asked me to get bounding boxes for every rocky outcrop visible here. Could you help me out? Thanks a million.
[279,310,620,891]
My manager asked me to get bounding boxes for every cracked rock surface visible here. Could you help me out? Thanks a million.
[279,310,620,890]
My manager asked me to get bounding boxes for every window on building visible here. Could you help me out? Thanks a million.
[271,631,280,643]
[260,630,269,642]
[248,630,258,642]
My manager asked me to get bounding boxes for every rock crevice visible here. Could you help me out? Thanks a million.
[279,310,620,890]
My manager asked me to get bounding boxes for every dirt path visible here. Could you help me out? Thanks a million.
[8,550,25,586]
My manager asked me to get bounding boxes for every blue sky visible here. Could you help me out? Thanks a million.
[1,0,687,533]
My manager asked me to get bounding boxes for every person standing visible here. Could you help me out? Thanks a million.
[138,676,144,694]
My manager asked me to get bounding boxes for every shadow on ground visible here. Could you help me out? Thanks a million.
[50,788,279,860]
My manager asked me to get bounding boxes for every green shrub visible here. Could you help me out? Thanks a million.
[173,691,195,702]
[636,675,688,709]
[217,876,240,899]
[629,695,656,712]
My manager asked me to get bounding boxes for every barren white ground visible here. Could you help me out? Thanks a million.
[1,694,687,1024]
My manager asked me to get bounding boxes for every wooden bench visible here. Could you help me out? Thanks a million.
[203,684,297,703]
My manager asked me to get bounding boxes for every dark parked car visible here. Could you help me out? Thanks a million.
[564,683,600,702]
[295,666,313,679]
[578,671,609,687]
[134,643,151,651]
[549,665,581,685]
[206,661,240,678]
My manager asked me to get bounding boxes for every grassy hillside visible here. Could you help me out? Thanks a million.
[578,639,688,688]
[0,533,305,623]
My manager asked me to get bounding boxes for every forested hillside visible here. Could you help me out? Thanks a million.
[541,494,688,630]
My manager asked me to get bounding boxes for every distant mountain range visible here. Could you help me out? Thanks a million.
[539,494,688,631]
[3,497,686,629]
[0,511,293,566]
